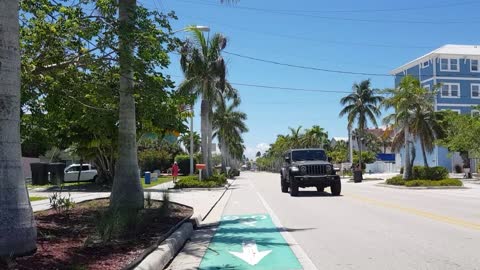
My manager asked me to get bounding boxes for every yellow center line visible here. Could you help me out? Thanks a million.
[345,193,480,231]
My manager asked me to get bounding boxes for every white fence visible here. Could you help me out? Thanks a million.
[365,161,399,174]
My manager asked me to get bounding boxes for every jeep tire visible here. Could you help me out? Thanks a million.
[290,178,299,197]
[281,176,288,193]
[331,181,341,196]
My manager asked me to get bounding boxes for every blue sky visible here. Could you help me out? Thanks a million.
[143,0,480,158]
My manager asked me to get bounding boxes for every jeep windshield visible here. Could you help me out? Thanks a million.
[291,150,326,161]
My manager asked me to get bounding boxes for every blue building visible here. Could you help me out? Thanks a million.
[390,44,480,172]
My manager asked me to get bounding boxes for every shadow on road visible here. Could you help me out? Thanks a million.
[295,191,343,197]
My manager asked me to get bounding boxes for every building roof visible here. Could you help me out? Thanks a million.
[390,44,480,75]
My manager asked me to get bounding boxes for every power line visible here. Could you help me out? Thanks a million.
[175,0,480,25]
[223,51,392,77]
[186,0,477,14]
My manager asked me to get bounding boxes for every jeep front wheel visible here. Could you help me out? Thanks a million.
[331,181,341,196]
[281,176,288,193]
[290,178,299,197]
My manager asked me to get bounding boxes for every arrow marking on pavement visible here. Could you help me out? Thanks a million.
[229,240,272,266]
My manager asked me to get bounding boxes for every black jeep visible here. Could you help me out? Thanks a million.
[280,148,341,197]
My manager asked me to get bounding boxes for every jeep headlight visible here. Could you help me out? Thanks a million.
[325,165,333,175]
[291,166,299,172]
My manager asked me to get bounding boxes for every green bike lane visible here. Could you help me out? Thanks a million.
[198,175,315,270]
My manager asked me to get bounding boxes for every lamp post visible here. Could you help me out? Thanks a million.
[172,25,210,175]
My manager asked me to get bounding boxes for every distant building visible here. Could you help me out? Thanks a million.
[330,137,348,148]
[390,44,480,171]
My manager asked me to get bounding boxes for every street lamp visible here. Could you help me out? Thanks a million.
[172,25,210,175]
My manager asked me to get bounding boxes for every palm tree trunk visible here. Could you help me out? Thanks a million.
[207,108,214,177]
[420,138,429,168]
[403,126,412,180]
[0,0,37,257]
[200,99,210,179]
[110,0,144,210]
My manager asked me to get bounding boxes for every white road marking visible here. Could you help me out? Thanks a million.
[229,240,272,266]
[249,181,318,270]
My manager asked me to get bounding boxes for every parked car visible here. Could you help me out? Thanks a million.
[64,164,98,182]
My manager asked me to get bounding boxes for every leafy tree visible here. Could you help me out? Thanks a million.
[256,151,262,157]
[438,111,480,169]
[0,0,37,258]
[339,79,383,169]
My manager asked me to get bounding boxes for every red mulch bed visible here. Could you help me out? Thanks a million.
[13,199,192,270]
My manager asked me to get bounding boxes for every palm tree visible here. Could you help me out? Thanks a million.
[383,75,433,179]
[339,79,383,170]
[179,131,200,154]
[213,97,248,172]
[410,101,445,168]
[0,0,37,258]
[179,29,235,178]
[288,126,303,148]
[302,125,329,149]
[110,0,144,211]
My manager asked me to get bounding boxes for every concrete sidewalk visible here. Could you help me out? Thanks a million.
[29,180,231,222]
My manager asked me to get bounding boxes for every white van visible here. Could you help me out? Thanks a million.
[64,164,98,182]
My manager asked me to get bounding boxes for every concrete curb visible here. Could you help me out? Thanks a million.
[376,183,469,190]
[134,223,194,270]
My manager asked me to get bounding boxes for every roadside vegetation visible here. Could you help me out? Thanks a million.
[385,166,463,187]
[1,0,247,265]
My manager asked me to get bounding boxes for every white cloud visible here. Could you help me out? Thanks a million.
[245,143,270,159]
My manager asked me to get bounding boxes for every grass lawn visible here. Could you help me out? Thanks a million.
[29,196,48,202]
[27,181,90,189]
[140,175,177,188]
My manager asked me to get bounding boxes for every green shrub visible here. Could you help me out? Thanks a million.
[437,178,463,186]
[405,179,463,187]
[175,154,196,175]
[138,149,172,172]
[400,167,404,174]
[174,174,227,189]
[386,175,405,186]
[412,166,449,180]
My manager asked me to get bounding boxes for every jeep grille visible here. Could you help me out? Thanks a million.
[303,165,327,175]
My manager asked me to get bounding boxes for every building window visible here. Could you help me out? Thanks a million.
[440,58,460,72]
[421,61,430,68]
[472,60,479,72]
[472,84,480,98]
[472,110,480,117]
[441,83,460,98]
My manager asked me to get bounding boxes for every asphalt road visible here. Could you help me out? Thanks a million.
[224,171,480,270]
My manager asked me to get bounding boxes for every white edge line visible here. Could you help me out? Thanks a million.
[251,181,318,270]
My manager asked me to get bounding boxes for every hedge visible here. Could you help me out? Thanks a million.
[405,179,462,187]
[412,166,449,180]
[174,174,227,189]
[385,175,405,186]
[174,154,196,175]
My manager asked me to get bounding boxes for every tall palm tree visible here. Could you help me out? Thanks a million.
[410,101,445,168]
[0,0,37,258]
[179,29,235,178]
[110,0,144,210]
[339,79,383,169]
[213,97,248,172]
[383,75,433,179]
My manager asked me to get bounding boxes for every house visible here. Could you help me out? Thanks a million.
[390,44,480,171]
[351,127,394,154]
